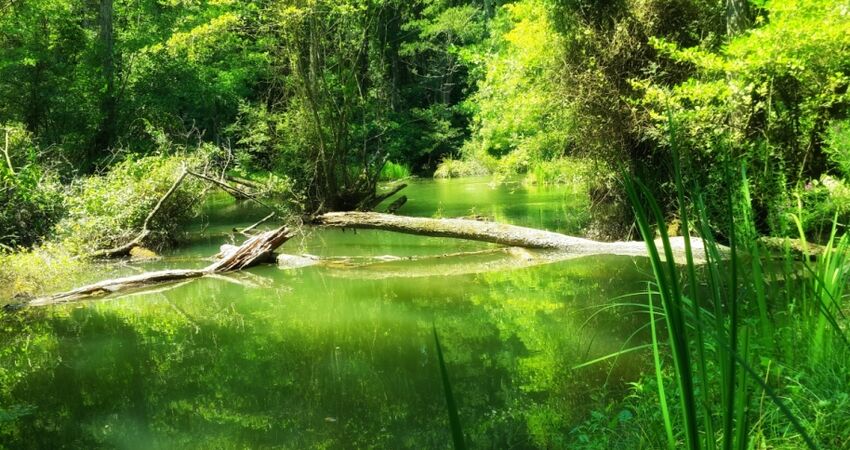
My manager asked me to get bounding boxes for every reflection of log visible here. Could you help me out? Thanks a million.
[29,227,293,306]
[314,212,715,262]
[322,247,574,279]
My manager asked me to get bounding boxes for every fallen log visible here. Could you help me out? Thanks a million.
[186,170,277,212]
[314,212,717,263]
[28,226,293,306]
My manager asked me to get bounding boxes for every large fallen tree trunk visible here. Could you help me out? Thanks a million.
[314,212,717,262]
[28,227,293,306]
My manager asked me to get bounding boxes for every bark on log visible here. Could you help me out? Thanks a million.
[314,212,716,262]
[30,227,293,306]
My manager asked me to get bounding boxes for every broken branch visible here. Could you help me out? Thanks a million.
[31,226,293,306]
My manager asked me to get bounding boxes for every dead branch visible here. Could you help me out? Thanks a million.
[385,195,407,214]
[226,175,263,190]
[240,212,276,235]
[30,227,293,306]
[3,128,14,175]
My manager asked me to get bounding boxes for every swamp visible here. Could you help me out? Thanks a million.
[1,0,850,448]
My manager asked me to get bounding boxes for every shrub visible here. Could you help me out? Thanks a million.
[824,119,850,178]
[0,244,86,300]
[795,175,850,238]
[433,157,491,179]
[0,124,64,249]
[54,154,208,254]
[379,161,412,181]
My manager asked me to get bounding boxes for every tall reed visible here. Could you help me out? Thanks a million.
[618,144,849,448]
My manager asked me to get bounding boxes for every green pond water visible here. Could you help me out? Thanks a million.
[1,178,656,449]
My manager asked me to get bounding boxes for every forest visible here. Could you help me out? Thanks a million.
[1,0,849,448]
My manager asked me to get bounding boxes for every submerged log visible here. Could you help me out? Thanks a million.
[357,183,407,211]
[29,227,293,306]
[314,212,716,263]
[385,195,407,214]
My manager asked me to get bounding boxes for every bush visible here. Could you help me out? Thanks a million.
[0,124,64,249]
[379,161,412,181]
[433,157,491,178]
[0,244,86,300]
[635,0,850,236]
[54,154,208,254]
[824,119,850,178]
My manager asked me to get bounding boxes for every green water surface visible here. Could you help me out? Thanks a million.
[1,178,655,449]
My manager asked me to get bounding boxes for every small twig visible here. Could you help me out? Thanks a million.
[186,170,277,213]
[3,128,15,175]
[240,212,276,235]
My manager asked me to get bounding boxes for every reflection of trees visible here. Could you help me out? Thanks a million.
[0,256,652,448]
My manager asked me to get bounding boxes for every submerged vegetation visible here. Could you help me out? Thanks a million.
[1,0,849,447]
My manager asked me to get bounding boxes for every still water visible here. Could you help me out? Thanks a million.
[1,178,655,449]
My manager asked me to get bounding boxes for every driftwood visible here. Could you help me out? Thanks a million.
[29,227,293,306]
[314,212,717,263]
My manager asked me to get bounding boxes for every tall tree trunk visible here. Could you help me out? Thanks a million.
[726,0,750,37]
[93,0,117,168]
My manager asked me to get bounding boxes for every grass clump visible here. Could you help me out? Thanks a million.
[524,157,594,186]
[434,157,491,179]
[574,149,850,448]
[379,161,412,181]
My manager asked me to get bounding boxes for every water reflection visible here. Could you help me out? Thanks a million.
[1,178,652,448]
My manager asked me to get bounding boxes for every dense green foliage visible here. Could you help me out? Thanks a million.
[0,125,63,249]
[1,0,849,447]
[1,0,848,238]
